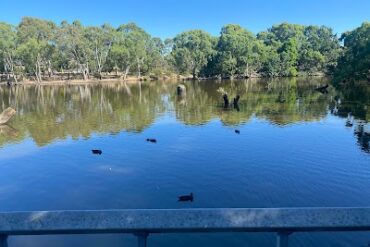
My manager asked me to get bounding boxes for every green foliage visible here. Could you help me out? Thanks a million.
[301,25,341,73]
[171,30,215,78]
[0,17,367,81]
[0,22,17,73]
[106,22,164,77]
[17,17,56,43]
[257,23,341,77]
[117,23,149,75]
[56,20,91,70]
[334,22,370,82]
[0,22,16,52]
[16,38,44,73]
[215,24,260,77]
[84,24,115,74]
[280,38,299,76]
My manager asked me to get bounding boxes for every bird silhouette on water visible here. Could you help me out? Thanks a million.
[178,193,194,202]
[235,130,240,134]
[91,149,102,155]
[146,138,157,143]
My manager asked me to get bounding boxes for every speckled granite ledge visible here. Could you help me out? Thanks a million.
[1,207,370,235]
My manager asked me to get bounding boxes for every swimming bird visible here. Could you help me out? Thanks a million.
[235,129,240,134]
[146,138,157,143]
[91,149,102,155]
[178,193,194,202]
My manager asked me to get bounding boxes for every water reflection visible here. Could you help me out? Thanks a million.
[0,78,369,152]
[1,78,370,247]
[0,124,18,141]
[0,82,167,146]
[328,81,370,153]
[171,78,340,126]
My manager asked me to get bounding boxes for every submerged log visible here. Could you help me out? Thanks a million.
[0,107,16,125]
[177,84,186,96]
[315,84,329,91]
[223,94,229,108]
[233,95,240,112]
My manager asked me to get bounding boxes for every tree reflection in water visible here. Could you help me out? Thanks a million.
[0,78,369,152]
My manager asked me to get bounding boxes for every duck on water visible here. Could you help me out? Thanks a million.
[178,193,194,202]
[91,149,102,155]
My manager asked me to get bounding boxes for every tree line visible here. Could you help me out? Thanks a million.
[0,17,369,83]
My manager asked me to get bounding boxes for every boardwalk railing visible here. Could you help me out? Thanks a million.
[1,207,370,247]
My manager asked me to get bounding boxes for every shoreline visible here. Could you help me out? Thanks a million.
[0,74,329,86]
[0,76,176,86]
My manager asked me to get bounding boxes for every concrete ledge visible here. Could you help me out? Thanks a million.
[1,207,370,235]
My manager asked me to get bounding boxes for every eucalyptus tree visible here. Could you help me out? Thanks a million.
[216,24,264,78]
[258,23,340,76]
[257,31,282,76]
[163,38,174,56]
[260,23,304,76]
[84,24,115,78]
[16,39,51,82]
[56,20,91,80]
[335,22,370,82]
[279,37,299,76]
[145,37,166,74]
[162,38,177,73]
[107,34,131,78]
[300,25,341,73]
[16,17,57,82]
[107,23,151,79]
[0,22,18,83]
[171,30,216,79]
[117,23,151,78]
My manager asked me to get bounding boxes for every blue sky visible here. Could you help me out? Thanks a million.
[2,0,369,38]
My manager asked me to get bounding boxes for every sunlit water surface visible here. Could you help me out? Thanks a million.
[0,78,369,247]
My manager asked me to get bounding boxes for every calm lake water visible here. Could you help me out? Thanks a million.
[0,78,369,247]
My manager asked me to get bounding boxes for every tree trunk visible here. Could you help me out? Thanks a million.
[95,46,102,79]
[83,68,88,80]
[35,54,42,83]
[47,60,52,78]
[81,63,89,80]
[4,58,10,85]
[4,53,18,84]
[86,62,90,79]
[115,65,119,76]
[123,65,130,81]
[137,63,141,78]
[192,67,197,79]
[137,57,143,79]
[245,62,249,78]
